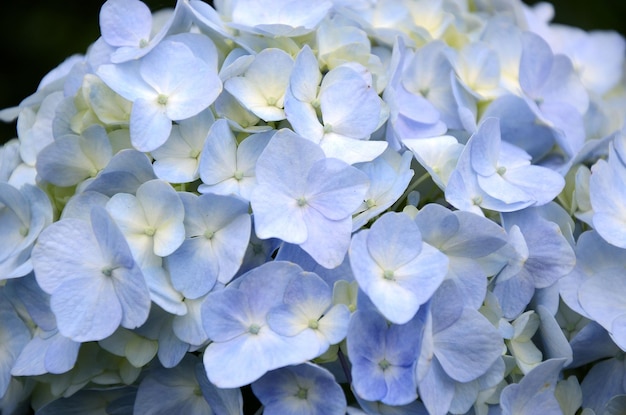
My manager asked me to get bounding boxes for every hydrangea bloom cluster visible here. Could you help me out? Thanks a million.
[1,0,625,413]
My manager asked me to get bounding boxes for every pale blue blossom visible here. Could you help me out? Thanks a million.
[416,284,503,415]
[401,40,460,130]
[11,328,80,377]
[213,90,269,132]
[252,363,346,415]
[414,203,508,309]
[285,45,388,164]
[518,31,589,158]
[589,136,626,249]
[446,117,565,215]
[0,292,30,398]
[134,355,213,414]
[36,124,112,187]
[569,322,617,369]
[266,271,351,357]
[136,262,187,317]
[9,276,80,376]
[403,134,463,190]
[315,13,383,73]
[479,18,523,93]
[505,311,544,374]
[274,242,355,287]
[185,0,238,51]
[452,40,503,102]
[134,305,190,368]
[500,358,566,415]
[555,375,583,415]
[97,34,221,151]
[165,192,251,298]
[226,0,332,37]
[347,297,424,405]
[352,148,414,231]
[580,354,626,414]
[224,48,294,122]
[106,178,185,265]
[69,71,132,132]
[350,211,448,324]
[494,205,576,319]
[483,93,563,162]
[151,108,215,184]
[82,149,156,197]
[196,362,244,415]
[16,91,64,168]
[566,231,626,351]
[31,207,151,342]
[448,357,506,415]
[99,0,154,58]
[0,139,21,183]
[251,129,369,268]
[560,230,626,323]
[202,261,320,388]
[198,119,272,200]
[0,183,52,280]
[4,273,55,332]
[547,25,625,96]
[99,0,192,63]
[383,38,447,150]
[172,295,209,347]
[536,304,573,366]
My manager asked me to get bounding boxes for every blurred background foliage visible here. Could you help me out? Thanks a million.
[0,0,624,143]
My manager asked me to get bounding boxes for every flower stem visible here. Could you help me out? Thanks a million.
[390,171,431,211]
[338,348,352,384]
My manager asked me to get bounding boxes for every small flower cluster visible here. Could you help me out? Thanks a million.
[1,0,625,414]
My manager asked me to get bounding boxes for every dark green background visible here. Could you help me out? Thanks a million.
[1,0,624,144]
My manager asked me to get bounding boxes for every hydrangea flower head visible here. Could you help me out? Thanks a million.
[2,0,626,412]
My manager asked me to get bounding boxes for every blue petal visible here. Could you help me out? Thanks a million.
[135,355,213,415]
[195,363,243,415]
[51,276,121,342]
[433,307,502,382]
[130,97,172,152]
[99,0,152,48]
[202,288,251,342]
[418,358,456,415]
[500,358,566,415]
[252,363,346,415]
[581,357,626,414]
[366,212,423,270]
[0,300,30,396]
